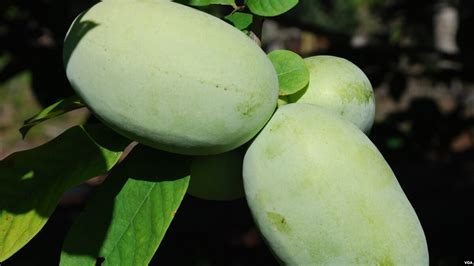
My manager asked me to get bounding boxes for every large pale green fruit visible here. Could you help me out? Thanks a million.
[63,0,278,155]
[243,103,428,265]
[286,55,375,133]
[188,146,246,201]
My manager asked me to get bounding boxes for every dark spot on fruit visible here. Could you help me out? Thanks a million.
[267,212,291,234]
[237,101,258,117]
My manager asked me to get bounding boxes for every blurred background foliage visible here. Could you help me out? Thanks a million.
[0,0,473,265]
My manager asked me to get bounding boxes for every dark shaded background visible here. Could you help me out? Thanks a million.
[1,0,473,265]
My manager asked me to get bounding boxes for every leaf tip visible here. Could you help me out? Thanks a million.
[19,125,32,139]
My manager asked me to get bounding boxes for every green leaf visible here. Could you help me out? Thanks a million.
[225,12,253,30]
[0,125,130,262]
[268,50,309,96]
[20,95,85,138]
[60,145,191,266]
[246,0,298,17]
[386,137,404,150]
[188,0,235,6]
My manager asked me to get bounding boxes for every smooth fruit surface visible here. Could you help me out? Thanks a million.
[287,55,375,133]
[188,146,246,201]
[64,0,278,155]
[243,103,428,265]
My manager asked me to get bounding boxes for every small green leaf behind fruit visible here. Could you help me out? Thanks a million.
[0,125,129,262]
[268,50,309,96]
[225,12,253,30]
[19,95,85,138]
[246,0,298,17]
[60,145,190,266]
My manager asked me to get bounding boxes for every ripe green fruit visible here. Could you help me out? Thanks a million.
[287,56,375,133]
[243,103,428,265]
[63,0,278,155]
[188,146,246,201]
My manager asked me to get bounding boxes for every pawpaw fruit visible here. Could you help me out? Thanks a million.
[243,103,428,265]
[64,0,278,155]
[286,56,375,133]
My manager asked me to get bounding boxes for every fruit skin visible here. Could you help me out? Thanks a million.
[286,56,375,133]
[243,103,428,265]
[63,0,278,155]
[188,146,246,201]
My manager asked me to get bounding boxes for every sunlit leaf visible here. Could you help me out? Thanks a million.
[60,145,190,266]
[225,12,253,30]
[0,125,130,262]
[268,49,309,96]
[20,95,85,138]
[246,0,298,17]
